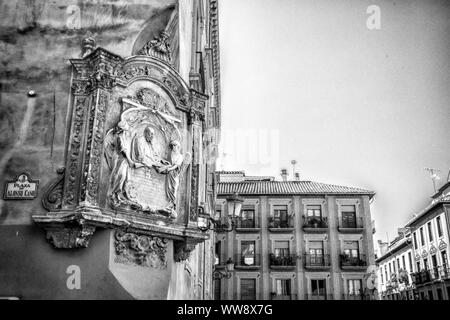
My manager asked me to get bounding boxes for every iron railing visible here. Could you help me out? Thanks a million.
[236,219,259,229]
[271,293,297,300]
[338,216,364,229]
[305,294,334,300]
[269,254,297,267]
[340,254,367,267]
[303,216,328,229]
[235,254,261,267]
[342,293,372,300]
[268,216,294,229]
[304,254,331,267]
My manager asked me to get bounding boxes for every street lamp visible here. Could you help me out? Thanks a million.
[213,258,235,279]
[197,192,243,233]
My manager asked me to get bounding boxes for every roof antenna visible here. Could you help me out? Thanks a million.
[424,167,440,193]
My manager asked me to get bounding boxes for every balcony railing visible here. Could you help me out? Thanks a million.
[268,217,294,230]
[234,254,261,268]
[412,265,450,285]
[269,254,297,267]
[303,216,328,230]
[214,254,231,267]
[342,293,372,300]
[304,254,331,268]
[270,293,297,300]
[338,217,364,231]
[340,254,367,268]
[236,219,260,230]
[305,294,334,300]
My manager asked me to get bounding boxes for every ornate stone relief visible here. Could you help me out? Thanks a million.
[104,87,191,219]
[137,31,172,64]
[114,230,168,268]
[46,224,96,249]
[174,240,197,263]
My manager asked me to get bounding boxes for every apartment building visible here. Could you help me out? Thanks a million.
[213,171,376,300]
[376,229,416,300]
[405,181,450,300]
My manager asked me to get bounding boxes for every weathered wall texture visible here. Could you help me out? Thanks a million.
[0,0,218,300]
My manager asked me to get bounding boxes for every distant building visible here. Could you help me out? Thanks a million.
[213,171,377,300]
[405,181,450,300]
[376,229,416,300]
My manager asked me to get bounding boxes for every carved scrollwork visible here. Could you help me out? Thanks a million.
[46,224,96,249]
[42,167,65,211]
[137,31,172,64]
[114,230,168,268]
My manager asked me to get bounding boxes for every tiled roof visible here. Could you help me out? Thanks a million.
[405,194,450,227]
[217,180,375,196]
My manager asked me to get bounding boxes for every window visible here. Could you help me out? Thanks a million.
[416,261,420,271]
[215,242,221,265]
[385,266,388,281]
[307,205,322,219]
[408,252,413,271]
[402,256,406,270]
[216,207,222,219]
[442,251,448,267]
[431,255,437,272]
[273,205,289,228]
[381,271,384,283]
[423,258,428,270]
[389,263,392,274]
[437,288,443,300]
[347,279,362,296]
[428,290,434,300]
[240,279,256,300]
[240,208,255,228]
[275,279,291,296]
[241,241,256,266]
[343,241,359,257]
[393,261,396,274]
[437,216,443,238]
[274,241,290,257]
[427,222,433,242]
[311,279,327,300]
[397,258,400,272]
[341,205,357,228]
[419,227,425,246]
[309,241,324,265]
[413,233,418,249]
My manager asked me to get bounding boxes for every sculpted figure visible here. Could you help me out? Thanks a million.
[130,126,165,169]
[156,140,191,218]
[105,121,134,207]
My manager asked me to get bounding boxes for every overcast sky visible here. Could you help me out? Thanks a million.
[218,0,450,248]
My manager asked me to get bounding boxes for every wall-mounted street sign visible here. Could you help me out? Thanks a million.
[3,172,39,200]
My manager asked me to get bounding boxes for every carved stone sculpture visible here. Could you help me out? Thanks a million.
[137,31,172,64]
[115,230,168,268]
[104,88,191,219]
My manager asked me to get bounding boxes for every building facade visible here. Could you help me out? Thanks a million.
[405,181,450,300]
[376,229,416,300]
[213,171,377,300]
[0,0,221,299]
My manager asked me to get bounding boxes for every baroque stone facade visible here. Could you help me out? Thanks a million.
[0,0,220,300]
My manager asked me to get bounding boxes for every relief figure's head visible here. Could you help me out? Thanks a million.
[144,126,155,143]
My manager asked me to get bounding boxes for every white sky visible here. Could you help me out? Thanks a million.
[218,0,450,247]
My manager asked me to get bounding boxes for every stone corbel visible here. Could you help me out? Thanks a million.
[174,238,198,262]
[44,222,96,249]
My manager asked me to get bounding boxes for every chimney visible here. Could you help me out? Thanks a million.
[280,168,288,181]
[378,240,388,256]
[294,172,300,181]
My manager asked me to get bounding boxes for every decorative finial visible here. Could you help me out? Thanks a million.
[137,31,172,64]
[81,36,96,58]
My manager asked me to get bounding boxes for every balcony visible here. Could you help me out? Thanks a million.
[304,254,331,270]
[305,294,334,300]
[236,219,261,233]
[342,293,372,300]
[270,293,297,300]
[302,216,328,233]
[234,254,261,270]
[412,266,450,285]
[214,254,231,269]
[269,254,297,270]
[268,217,295,233]
[339,254,367,270]
[337,217,364,233]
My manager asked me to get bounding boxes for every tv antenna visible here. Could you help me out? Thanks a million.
[424,167,440,193]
